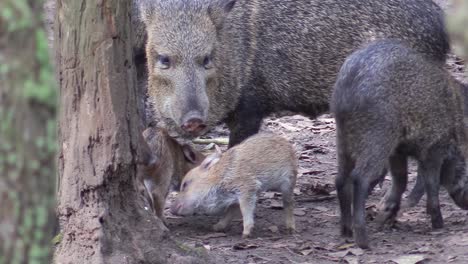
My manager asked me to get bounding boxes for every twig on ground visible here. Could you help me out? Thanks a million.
[296,196,336,203]
[193,138,229,145]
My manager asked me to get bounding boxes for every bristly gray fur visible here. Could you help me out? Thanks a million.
[332,39,468,249]
[137,0,449,146]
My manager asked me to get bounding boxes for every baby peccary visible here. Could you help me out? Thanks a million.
[170,134,297,238]
[331,40,468,249]
[137,127,205,224]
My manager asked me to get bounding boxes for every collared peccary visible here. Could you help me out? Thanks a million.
[136,0,449,147]
[137,126,205,224]
[331,40,468,249]
[170,133,297,238]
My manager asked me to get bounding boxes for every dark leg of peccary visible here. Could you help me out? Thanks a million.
[377,153,408,226]
[402,167,426,208]
[335,148,354,238]
[442,157,468,210]
[419,153,444,229]
[226,96,265,148]
[351,170,370,249]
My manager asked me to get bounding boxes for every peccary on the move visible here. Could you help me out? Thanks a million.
[137,126,205,224]
[136,0,449,147]
[170,133,297,238]
[331,40,468,249]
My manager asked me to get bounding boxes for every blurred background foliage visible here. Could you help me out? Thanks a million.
[0,0,56,263]
[448,0,468,59]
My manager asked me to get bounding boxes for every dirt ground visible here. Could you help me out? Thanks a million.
[164,2,468,263]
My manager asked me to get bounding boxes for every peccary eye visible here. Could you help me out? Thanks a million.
[156,55,170,69]
[203,55,213,69]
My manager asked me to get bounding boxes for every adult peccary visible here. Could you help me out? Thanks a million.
[331,40,468,249]
[136,0,449,147]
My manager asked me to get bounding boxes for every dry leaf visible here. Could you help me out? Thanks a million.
[391,255,426,264]
[293,208,307,216]
[233,243,259,250]
[313,206,329,212]
[196,233,227,240]
[301,249,314,256]
[203,244,211,251]
[293,188,302,195]
[271,242,293,249]
[268,225,279,233]
[269,200,283,209]
[344,256,359,264]
[328,250,350,258]
[337,243,355,250]
[349,248,364,256]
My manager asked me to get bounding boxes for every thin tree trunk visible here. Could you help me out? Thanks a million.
[53,0,210,263]
[0,0,56,263]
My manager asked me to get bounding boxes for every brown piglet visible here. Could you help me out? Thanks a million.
[137,126,205,224]
[170,133,297,238]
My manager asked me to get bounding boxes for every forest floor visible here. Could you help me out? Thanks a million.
[165,1,468,263]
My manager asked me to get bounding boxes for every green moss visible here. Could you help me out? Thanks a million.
[51,233,63,245]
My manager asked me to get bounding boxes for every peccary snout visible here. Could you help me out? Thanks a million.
[170,200,195,216]
[181,111,207,134]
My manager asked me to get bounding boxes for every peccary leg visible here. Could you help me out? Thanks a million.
[402,167,425,208]
[419,153,444,229]
[213,204,241,231]
[351,170,371,249]
[441,158,468,209]
[226,96,264,148]
[239,193,257,238]
[377,153,408,226]
[336,151,354,238]
[151,188,168,225]
[281,180,296,232]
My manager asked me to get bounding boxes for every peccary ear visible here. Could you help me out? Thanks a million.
[208,0,237,30]
[201,152,221,170]
[182,144,198,164]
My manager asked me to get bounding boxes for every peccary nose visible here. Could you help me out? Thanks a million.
[181,118,206,134]
[170,202,182,215]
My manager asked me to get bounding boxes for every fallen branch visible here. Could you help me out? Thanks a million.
[296,196,336,203]
[193,138,229,145]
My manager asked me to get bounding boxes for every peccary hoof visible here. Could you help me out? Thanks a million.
[354,227,369,249]
[431,217,444,229]
[340,225,353,238]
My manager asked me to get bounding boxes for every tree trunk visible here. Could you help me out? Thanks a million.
[0,0,56,263]
[53,1,210,263]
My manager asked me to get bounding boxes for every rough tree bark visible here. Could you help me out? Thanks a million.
[53,0,210,263]
[0,0,56,263]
